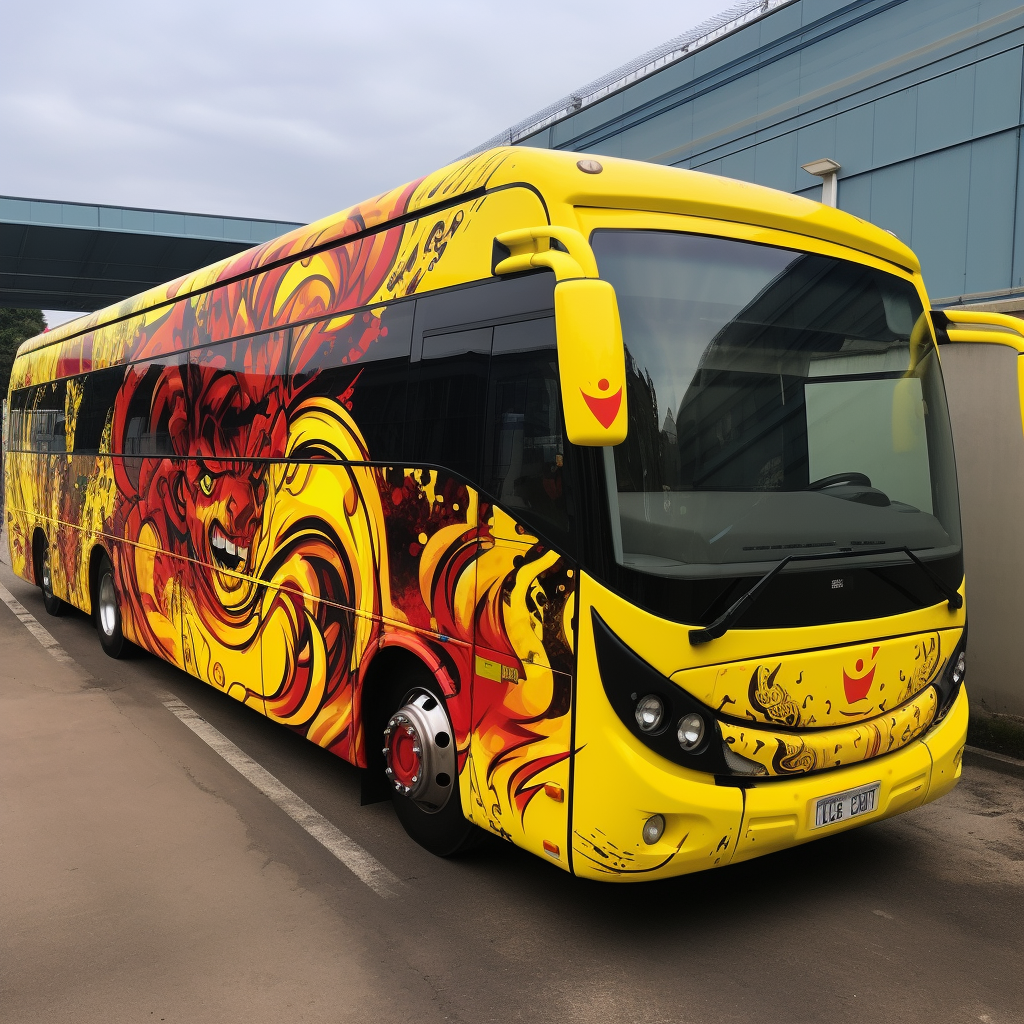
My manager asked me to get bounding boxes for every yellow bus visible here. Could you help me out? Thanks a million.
[4,148,968,880]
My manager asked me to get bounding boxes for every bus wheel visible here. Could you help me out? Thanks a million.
[38,536,66,617]
[94,553,127,659]
[382,672,480,857]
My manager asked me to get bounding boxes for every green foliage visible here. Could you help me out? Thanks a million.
[0,308,46,401]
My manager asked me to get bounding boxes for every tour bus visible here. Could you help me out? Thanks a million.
[4,148,968,880]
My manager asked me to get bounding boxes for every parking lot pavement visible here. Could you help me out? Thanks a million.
[1,559,1022,1024]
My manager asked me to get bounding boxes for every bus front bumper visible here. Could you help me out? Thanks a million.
[570,685,967,882]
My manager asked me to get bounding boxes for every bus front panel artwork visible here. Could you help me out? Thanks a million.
[4,148,968,880]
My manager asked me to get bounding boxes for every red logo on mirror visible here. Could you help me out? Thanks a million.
[581,378,622,429]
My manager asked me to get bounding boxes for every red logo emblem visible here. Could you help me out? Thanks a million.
[581,378,622,429]
[843,646,879,703]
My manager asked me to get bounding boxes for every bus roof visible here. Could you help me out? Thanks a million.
[16,147,919,359]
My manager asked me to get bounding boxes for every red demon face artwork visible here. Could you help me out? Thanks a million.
[12,151,577,851]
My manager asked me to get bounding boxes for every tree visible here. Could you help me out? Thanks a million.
[0,308,46,400]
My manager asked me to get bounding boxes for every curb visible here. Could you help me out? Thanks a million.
[963,744,1024,780]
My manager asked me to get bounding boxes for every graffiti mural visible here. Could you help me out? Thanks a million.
[3,149,576,846]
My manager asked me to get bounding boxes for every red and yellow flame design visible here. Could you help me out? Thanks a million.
[4,150,574,852]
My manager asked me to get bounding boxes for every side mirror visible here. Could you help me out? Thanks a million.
[493,225,628,446]
[555,279,627,445]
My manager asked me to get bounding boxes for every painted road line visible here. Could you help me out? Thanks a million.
[160,695,402,899]
[0,579,83,670]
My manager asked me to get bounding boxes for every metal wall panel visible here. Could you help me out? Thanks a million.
[867,161,914,243]
[873,88,918,167]
[973,46,1022,136]
[965,130,1019,294]
[913,145,971,298]
[520,0,1024,301]
[916,67,975,154]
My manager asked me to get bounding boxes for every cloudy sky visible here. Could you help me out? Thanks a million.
[2,0,731,323]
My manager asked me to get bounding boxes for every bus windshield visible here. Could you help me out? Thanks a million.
[592,229,961,579]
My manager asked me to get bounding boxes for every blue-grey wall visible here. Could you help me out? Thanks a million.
[519,0,1024,302]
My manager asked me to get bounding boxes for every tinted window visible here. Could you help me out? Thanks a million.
[291,301,414,461]
[8,388,28,451]
[18,380,68,453]
[410,274,555,343]
[74,367,124,453]
[115,355,188,489]
[189,332,289,462]
[484,317,568,539]
[406,327,491,477]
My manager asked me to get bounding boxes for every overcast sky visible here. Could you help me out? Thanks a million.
[1,0,730,324]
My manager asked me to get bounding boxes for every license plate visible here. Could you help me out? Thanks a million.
[812,781,880,830]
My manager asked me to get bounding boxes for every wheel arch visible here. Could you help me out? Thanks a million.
[87,543,113,616]
[357,642,443,767]
[30,527,47,586]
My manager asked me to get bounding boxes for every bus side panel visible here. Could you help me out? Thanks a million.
[467,519,575,867]
[48,450,118,615]
[368,467,480,770]
[4,449,41,586]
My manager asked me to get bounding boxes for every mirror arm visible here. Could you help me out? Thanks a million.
[494,226,600,281]
[934,308,1024,352]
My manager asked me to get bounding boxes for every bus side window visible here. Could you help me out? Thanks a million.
[116,356,188,489]
[189,331,289,462]
[291,300,414,462]
[74,367,124,453]
[406,327,491,479]
[484,317,568,542]
[22,380,68,454]
[8,387,29,451]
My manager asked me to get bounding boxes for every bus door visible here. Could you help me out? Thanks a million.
[471,314,576,866]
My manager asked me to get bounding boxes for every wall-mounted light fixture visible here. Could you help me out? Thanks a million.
[801,158,841,208]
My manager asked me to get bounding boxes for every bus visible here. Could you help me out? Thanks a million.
[4,148,968,880]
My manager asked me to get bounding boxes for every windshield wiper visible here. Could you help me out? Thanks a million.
[688,546,963,645]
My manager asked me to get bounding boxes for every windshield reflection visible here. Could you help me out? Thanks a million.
[592,230,960,578]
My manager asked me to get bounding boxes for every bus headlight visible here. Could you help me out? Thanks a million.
[635,695,665,733]
[951,650,966,686]
[934,628,967,721]
[593,611,727,774]
[676,713,705,751]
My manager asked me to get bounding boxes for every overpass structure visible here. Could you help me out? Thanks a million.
[0,195,301,312]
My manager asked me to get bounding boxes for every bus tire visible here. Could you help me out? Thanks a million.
[94,553,128,659]
[37,534,66,617]
[381,669,481,858]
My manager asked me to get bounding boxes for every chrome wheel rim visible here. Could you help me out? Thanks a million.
[98,573,117,637]
[383,689,456,811]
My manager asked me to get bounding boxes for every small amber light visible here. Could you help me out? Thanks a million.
[543,840,560,858]
[544,783,564,802]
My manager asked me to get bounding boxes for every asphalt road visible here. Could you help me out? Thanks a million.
[1,560,1022,1024]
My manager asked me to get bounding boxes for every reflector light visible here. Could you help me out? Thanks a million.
[642,814,665,845]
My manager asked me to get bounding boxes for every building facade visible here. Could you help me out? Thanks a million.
[510,0,1024,306]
